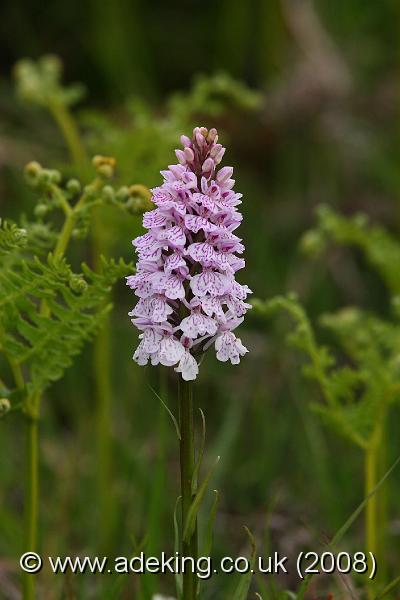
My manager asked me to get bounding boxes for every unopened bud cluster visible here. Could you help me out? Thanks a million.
[14,55,85,107]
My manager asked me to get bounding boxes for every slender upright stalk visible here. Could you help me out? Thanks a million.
[365,434,380,600]
[365,443,378,558]
[23,413,39,600]
[1,329,34,600]
[48,101,87,170]
[179,379,197,600]
[6,359,37,600]
[377,413,388,584]
[365,416,384,600]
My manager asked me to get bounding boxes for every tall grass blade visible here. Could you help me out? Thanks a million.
[197,489,220,598]
[148,383,181,440]
[203,489,220,557]
[192,407,206,494]
[296,453,400,599]
[374,573,400,599]
[183,456,220,543]
[232,527,256,600]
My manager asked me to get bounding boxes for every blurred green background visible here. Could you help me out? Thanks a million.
[1,0,400,598]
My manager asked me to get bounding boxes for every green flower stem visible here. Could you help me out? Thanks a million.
[53,210,77,259]
[2,350,35,600]
[377,415,388,584]
[23,414,38,600]
[2,354,37,600]
[9,357,25,390]
[365,442,378,555]
[365,441,378,600]
[365,417,384,600]
[48,100,87,170]
[179,378,197,600]
[39,181,100,321]
[53,183,97,259]
[0,333,34,599]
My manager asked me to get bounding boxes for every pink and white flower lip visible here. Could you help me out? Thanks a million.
[127,126,251,380]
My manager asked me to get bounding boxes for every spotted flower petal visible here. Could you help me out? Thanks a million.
[175,351,199,381]
[215,331,248,364]
[190,270,228,297]
[164,254,187,274]
[163,274,186,300]
[133,341,150,366]
[141,328,163,353]
[158,225,186,248]
[143,210,169,229]
[159,336,185,366]
[180,312,218,338]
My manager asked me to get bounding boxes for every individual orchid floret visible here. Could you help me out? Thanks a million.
[127,126,251,380]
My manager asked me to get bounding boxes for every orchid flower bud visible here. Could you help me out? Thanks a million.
[184,147,195,162]
[202,157,214,175]
[216,166,233,183]
[175,149,186,164]
[214,147,226,165]
[180,135,192,147]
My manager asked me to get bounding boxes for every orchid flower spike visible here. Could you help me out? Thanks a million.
[127,126,251,380]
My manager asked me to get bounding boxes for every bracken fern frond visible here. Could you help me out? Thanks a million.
[0,250,132,396]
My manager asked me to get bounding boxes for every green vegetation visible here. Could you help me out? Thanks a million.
[1,2,400,596]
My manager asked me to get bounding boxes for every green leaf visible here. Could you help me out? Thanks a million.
[14,56,86,108]
[232,527,256,600]
[203,489,220,557]
[0,253,122,396]
[254,292,399,447]
[148,384,181,440]
[296,453,400,600]
[374,573,400,599]
[0,219,28,255]
[302,204,400,294]
[183,455,220,543]
[192,408,206,494]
